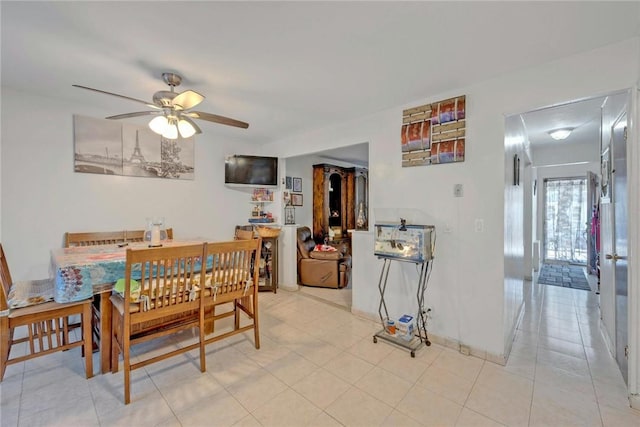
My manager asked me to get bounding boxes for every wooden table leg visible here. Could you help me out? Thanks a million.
[99,292,112,374]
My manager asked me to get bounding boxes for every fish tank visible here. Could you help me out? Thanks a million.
[374,222,435,263]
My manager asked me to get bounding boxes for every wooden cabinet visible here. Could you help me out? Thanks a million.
[235,225,278,293]
[313,164,368,243]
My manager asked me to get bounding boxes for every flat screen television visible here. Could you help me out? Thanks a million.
[225,155,278,187]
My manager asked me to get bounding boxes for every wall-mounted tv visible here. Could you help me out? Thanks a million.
[225,155,278,187]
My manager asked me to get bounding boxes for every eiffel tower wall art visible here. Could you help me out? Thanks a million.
[73,114,195,180]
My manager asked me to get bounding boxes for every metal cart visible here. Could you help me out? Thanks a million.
[372,223,435,357]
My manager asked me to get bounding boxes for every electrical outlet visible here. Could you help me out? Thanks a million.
[460,344,470,356]
[474,219,484,232]
[454,184,463,197]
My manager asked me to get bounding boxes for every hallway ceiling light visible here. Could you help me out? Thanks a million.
[548,128,574,140]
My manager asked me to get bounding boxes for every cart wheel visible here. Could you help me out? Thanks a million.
[426,340,431,347]
[373,336,377,344]
[411,351,415,358]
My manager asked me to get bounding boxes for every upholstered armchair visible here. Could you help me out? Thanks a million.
[296,227,351,288]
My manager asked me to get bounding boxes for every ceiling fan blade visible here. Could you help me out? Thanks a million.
[105,111,159,120]
[188,111,249,129]
[172,90,204,110]
[73,84,159,109]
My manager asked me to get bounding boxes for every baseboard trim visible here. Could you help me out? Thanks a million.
[630,393,640,410]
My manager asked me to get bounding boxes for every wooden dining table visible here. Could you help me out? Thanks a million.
[50,240,204,373]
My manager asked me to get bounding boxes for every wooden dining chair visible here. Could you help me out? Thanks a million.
[0,244,93,381]
[202,239,262,350]
[110,243,207,404]
[64,231,127,247]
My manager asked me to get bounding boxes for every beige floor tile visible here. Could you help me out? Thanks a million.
[502,353,536,380]
[529,381,601,427]
[263,350,320,386]
[381,409,423,427]
[292,368,350,409]
[378,347,431,383]
[232,414,263,427]
[474,363,533,400]
[465,383,530,426]
[18,396,100,427]
[416,364,475,405]
[157,373,225,413]
[325,386,394,427]
[593,378,633,410]
[354,366,413,407]
[599,403,640,427]
[347,335,395,365]
[455,407,505,427]
[252,388,323,426]
[430,349,484,382]
[537,334,586,360]
[292,338,344,367]
[534,363,596,396]
[227,369,288,413]
[396,385,463,426]
[324,351,375,384]
[97,389,178,426]
[206,345,262,387]
[175,388,249,426]
[536,347,590,377]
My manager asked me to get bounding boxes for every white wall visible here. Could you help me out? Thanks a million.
[1,87,255,280]
[281,155,315,230]
[504,115,526,358]
[263,38,640,359]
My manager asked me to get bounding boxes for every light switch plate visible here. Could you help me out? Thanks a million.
[454,184,463,197]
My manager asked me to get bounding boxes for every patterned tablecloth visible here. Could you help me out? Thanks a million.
[50,240,205,303]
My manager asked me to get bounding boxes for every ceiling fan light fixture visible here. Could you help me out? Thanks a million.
[178,119,196,138]
[149,115,169,135]
[162,121,179,140]
[548,128,574,140]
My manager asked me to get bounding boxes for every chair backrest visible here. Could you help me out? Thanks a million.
[65,229,174,247]
[296,227,316,259]
[204,239,262,293]
[123,243,205,315]
[0,244,13,311]
[65,231,126,247]
[124,228,174,242]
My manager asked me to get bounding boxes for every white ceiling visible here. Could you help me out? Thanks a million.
[2,1,639,150]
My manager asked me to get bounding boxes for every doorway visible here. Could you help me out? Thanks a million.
[543,177,588,264]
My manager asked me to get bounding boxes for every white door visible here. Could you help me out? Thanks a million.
[611,112,629,382]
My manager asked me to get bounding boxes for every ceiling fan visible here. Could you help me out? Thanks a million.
[73,72,249,139]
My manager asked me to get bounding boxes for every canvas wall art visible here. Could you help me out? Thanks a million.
[401,95,466,167]
[73,115,195,180]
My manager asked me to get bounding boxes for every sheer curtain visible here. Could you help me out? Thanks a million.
[544,178,588,263]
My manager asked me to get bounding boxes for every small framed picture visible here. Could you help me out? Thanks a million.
[293,177,302,193]
[291,193,303,206]
[285,176,292,190]
[284,206,295,224]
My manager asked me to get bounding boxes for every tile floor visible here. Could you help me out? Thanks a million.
[2,278,640,426]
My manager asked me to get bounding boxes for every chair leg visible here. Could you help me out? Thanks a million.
[82,303,94,379]
[0,316,10,381]
[111,311,119,374]
[252,294,260,349]
[123,333,131,405]
[234,299,240,331]
[199,308,206,373]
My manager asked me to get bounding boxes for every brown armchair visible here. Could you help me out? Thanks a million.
[296,227,351,288]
